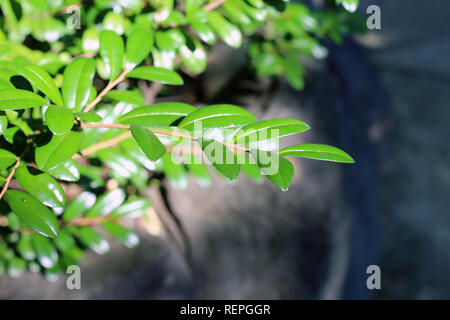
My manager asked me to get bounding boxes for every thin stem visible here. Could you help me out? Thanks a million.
[83,69,130,113]
[0,144,30,201]
[79,122,249,151]
[76,132,132,158]
[203,0,227,11]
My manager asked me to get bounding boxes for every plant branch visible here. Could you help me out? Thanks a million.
[79,122,250,151]
[203,0,227,11]
[0,145,30,201]
[83,69,130,113]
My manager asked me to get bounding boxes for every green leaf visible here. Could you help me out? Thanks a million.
[47,159,80,182]
[31,233,59,268]
[234,118,310,145]
[180,39,207,74]
[86,188,126,217]
[15,165,66,208]
[22,64,63,106]
[279,144,355,163]
[45,106,75,135]
[126,66,183,85]
[105,90,146,105]
[207,11,242,48]
[7,257,26,278]
[184,152,212,187]
[111,197,152,218]
[17,234,35,261]
[6,190,59,238]
[54,229,77,253]
[63,191,96,221]
[131,124,167,161]
[178,104,256,130]
[237,151,264,183]
[75,112,102,123]
[99,30,124,81]
[77,227,110,255]
[161,153,188,190]
[35,130,84,171]
[0,89,47,110]
[103,222,139,248]
[118,102,196,126]
[0,115,8,135]
[252,150,294,191]
[155,29,186,51]
[200,139,240,181]
[0,148,17,169]
[190,21,216,45]
[62,58,96,111]
[125,26,153,69]
[336,0,359,12]
[3,127,19,143]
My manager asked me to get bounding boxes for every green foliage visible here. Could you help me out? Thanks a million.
[0,0,359,280]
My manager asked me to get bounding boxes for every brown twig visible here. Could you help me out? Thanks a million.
[203,0,227,11]
[83,69,130,113]
[0,145,30,201]
[79,122,249,151]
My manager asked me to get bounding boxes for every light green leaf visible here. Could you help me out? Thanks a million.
[105,89,146,105]
[118,102,196,126]
[75,112,102,123]
[15,165,66,208]
[161,153,188,190]
[6,190,59,238]
[190,21,216,45]
[155,29,186,52]
[207,11,242,48]
[0,115,7,135]
[47,159,80,182]
[0,148,17,169]
[178,104,256,130]
[0,89,47,110]
[86,188,126,217]
[62,58,96,111]
[336,0,359,12]
[126,66,183,85]
[103,222,139,248]
[77,227,110,255]
[31,233,59,268]
[234,118,310,144]
[7,257,26,278]
[99,29,124,81]
[17,234,35,261]
[22,64,63,106]
[125,26,153,69]
[279,144,355,163]
[35,130,84,171]
[111,198,152,218]
[180,39,207,74]
[131,124,167,161]
[45,106,74,135]
[63,191,96,221]
[200,139,240,181]
[184,152,212,187]
[252,150,294,191]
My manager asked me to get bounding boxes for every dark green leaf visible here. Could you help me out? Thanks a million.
[6,190,59,238]
[0,89,47,110]
[126,66,183,85]
[15,165,66,208]
[35,130,84,171]
[131,124,166,161]
[252,150,294,191]
[279,144,355,163]
[45,106,75,135]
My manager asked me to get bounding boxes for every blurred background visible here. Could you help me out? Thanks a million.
[1,0,449,299]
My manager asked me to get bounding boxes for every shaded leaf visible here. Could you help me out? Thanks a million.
[131,124,166,161]
[200,139,240,181]
[103,222,140,248]
[0,148,17,169]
